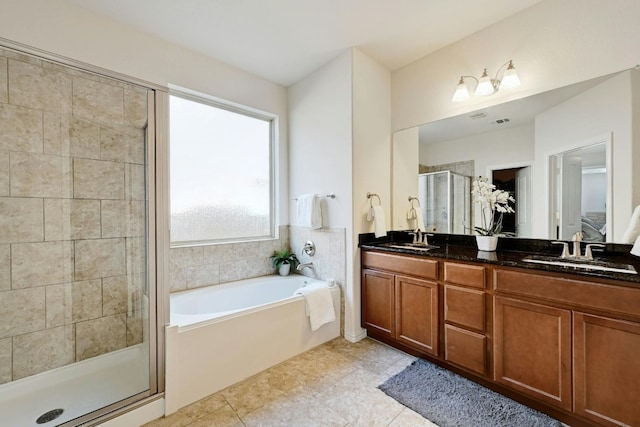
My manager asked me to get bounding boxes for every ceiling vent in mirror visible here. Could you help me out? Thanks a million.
[469,112,487,120]
[489,118,510,125]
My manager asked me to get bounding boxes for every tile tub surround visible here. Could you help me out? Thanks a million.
[144,337,435,427]
[0,47,149,384]
[169,226,290,293]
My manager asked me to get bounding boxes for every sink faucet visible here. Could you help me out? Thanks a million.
[296,261,314,271]
[552,232,605,260]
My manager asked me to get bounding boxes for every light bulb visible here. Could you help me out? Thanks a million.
[451,77,470,102]
[475,68,495,96]
[499,61,521,90]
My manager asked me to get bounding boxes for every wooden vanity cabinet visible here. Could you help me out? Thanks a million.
[443,262,488,376]
[574,313,640,426]
[361,251,439,355]
[493,296,572,411]
[494,267,640,424]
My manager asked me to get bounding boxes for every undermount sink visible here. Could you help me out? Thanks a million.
[522,255,637,275]
[382,242,439,251]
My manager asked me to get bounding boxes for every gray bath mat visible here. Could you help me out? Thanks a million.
[379,359,562,427]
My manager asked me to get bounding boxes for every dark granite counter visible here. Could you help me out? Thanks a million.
[359,231,640,285]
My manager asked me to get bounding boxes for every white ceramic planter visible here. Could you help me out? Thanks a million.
[476,235,498,252]
[278,263,291,276]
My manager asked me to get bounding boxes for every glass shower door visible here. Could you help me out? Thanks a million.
[0,45,155,427]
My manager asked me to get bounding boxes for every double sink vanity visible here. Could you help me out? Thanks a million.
[360,232,640,427]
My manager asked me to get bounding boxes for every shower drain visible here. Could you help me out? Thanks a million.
[36,409,64,424]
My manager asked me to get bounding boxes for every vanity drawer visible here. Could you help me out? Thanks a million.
[494,268,640,319]
[444,262,485,288]
[362,251,438,280]
[444,285,485,331]
[445,324,486,376]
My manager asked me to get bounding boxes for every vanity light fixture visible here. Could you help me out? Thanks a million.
[452,60,520,102]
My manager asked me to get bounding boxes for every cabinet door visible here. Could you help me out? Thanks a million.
[494,297,572,411]
[395,275,438,355]
[574,313,640,426]
[361,269,395,338]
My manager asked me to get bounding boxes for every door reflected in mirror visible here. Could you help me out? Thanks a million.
[550,141,609,242]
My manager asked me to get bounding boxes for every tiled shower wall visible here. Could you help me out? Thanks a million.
[0,48,148,385]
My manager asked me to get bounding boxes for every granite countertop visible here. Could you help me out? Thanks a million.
[359,231,640,285]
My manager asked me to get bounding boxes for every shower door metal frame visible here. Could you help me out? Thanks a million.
[0,38,168,427]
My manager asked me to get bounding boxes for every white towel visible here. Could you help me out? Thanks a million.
[297,193,322,229]
[368,205,387,238]
[632,235,640,257]
[622,205,640,244]
[293,282,336,331]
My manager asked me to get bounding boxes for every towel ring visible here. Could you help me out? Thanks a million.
[408,196,420,208]
[367,192,381,207]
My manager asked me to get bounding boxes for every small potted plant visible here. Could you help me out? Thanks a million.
[271,249,299,276]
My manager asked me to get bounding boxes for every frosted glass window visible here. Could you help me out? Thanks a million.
[170,94,274,244]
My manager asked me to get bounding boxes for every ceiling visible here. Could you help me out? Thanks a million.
[61,0,542,86]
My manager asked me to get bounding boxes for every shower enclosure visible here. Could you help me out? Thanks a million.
[0,44,158,426]
[418,171,471,234]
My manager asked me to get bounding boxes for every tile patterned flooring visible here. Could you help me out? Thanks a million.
[144,337,438,427]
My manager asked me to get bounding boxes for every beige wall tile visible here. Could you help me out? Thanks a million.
[71,279,103,322]
[0,103,43,153]
[0,288,45,339]
[0,245,9,291]
[12,325,75,380]
[69,116,101,159]
[169,262,186,293]
[8,59,72,114]
[103,275,127,316]
[124,89,148,128]
[0,338,10,385]
[74,158,124,200]
[46,283,72,328]
[74,238,126,281]
[126,237,147,276]
[12,241,73,288]
[126,314,143,346]
[100,125,145,164]
[0,197,43,244]
[171,246,204,267]
[0,57,7,104]
[185,263,220,289]
[44,199,101,241]
[0,151,7,197]
[101,200,145,238]
[72,76,124,126]
[76,314,126,361]
[43,112,70,156]
[10,152,65,197]
[125,163,145,201]
[127,273,145,314]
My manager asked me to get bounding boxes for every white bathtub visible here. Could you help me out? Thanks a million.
[165,274,341,414]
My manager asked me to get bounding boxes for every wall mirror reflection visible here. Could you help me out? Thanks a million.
[392,67,639,243]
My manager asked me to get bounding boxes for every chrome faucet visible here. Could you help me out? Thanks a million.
[296,261,314,271]
[409,229,433,246]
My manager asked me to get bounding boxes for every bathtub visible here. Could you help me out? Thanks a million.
[164,275,341,414]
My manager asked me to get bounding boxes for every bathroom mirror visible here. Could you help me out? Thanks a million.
[392,67,639,243]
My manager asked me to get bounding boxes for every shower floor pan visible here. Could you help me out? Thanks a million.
[0,344,149,427]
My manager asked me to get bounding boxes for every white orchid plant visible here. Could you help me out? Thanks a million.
[471,177,515,236]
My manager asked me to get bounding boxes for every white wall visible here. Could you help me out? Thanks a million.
[392,0,640,132]
[533,71,634,241]
[0,0,290,225]
[392,127,420,229]
[352,49,391,341]
[288,48,390,342]
[420,124,534,178]
[288,51,353,229]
